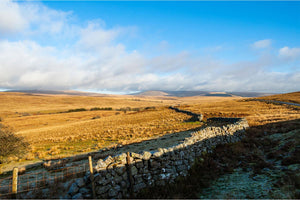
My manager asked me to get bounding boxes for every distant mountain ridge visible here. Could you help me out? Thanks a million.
[4,89,277,97]
[133,90,276,97]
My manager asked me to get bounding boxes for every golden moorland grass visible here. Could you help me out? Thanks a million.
[0,91,299,164]
[0,92,223,162]
[257,91,300,104]
[179,97,300,127]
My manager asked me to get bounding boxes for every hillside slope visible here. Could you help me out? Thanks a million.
[257,91,300,104]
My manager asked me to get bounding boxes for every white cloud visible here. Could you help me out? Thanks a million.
[0,1,298,94]
[0,0,28,35]
[78,21,122,50]
[252,39,272,49]
[157,40,169,51]
[279,46,300,60]
[0,0,72,37]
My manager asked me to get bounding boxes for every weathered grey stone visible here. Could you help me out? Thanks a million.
[75,178,85,188]
[133,182,147,192]
[164,167,176,174]
[153,151,163,158]
[108,185,121,197]
[97,176,110,185]
[179,151,185,158]
[115,165,126,175]
[135,160,144,168]
[96,185,110,195]
[105,172,112,179]
[94,174,101,183]
[122,172,128,181]
[142,173,152,181]
[108,188,118,197]
[160,173,172,180]
[84,174,92,184]
[115,153,127,164]
[114,174,123,183]
[97,159,107,169]
[111,169,116,176]
[174,160,183,165]
[180,171,188,176]
[149,160,161,168]
[41,188,49,199]
[142,151,152,160]
[83,193,92,199]
[131,166,138,176]
[68,183,79,196]
[72,193,83,199]
[177,164,187,172]
[139,167,149,174]
[198,114,203,121]
[174,144,184,150]
[143,160,149,167]
[120,181,127,189]
[110,180,116,187]
[131,152,143,159]
[134,174,144,184]
[79,187,90,194]
[104,156,113,163]
[25,191,36,199]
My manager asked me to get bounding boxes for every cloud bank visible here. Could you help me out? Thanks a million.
[251,39,272,49]
[0,1,299,93]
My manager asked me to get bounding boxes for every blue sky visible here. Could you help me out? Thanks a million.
[0,1,299,93]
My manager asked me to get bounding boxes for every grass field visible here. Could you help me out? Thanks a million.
[178,98,300,127]
[0,92,221,162]
[257,91,300,104]
[0,91,299,166]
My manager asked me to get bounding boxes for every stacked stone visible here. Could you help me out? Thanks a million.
[67,178,91,199]
[68,117,249,199]
[93,153,129,199]
[169,106,203,121]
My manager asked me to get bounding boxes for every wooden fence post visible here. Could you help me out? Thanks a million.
[88,156,96,199]
[126,152,134,197]
[12,167,18,198]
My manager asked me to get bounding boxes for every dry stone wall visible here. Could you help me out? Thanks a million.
[169,106,203,121]
[67,117,249,199]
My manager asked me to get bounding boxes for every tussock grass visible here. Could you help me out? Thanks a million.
[257,91,300,104]
[0,91,298,165]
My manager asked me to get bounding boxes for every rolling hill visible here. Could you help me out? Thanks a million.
[133,90,276,97]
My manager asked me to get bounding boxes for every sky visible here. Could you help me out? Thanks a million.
[0,0,299,94]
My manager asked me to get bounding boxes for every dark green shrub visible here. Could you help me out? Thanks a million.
[132,108,141,112]
[90,107,101,111]
[67,108,87,112]
[90,107,113,111]
[92,116,101,120]
[145,106,156,110]
[0,124,28,163]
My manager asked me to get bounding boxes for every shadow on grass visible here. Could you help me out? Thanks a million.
[136,118,300,199]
